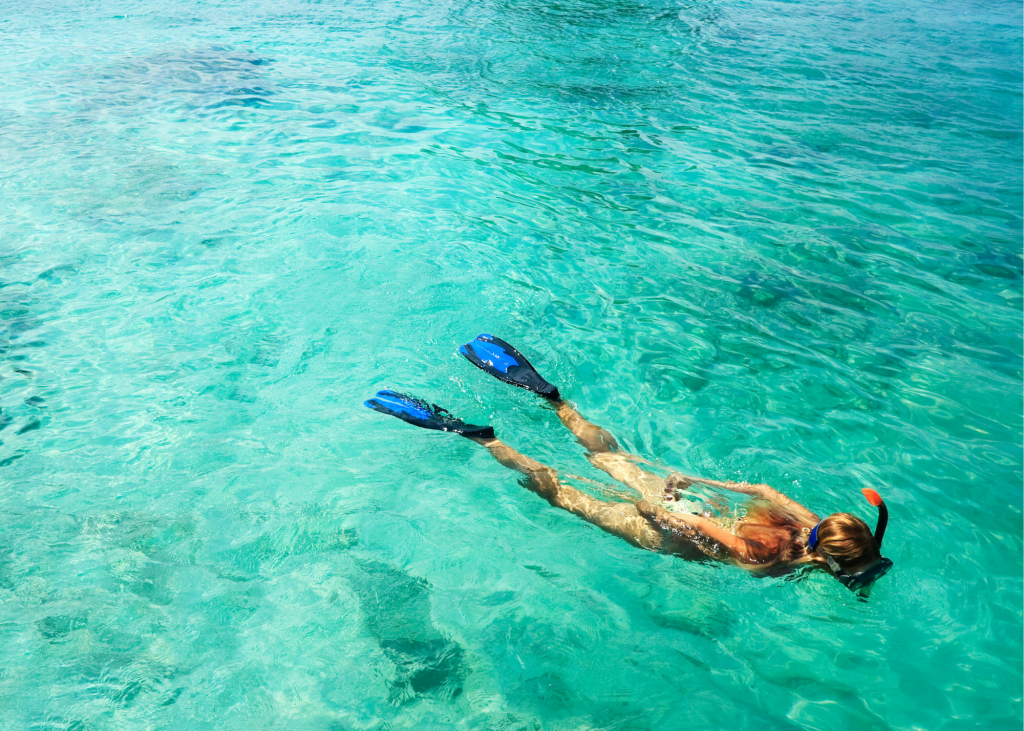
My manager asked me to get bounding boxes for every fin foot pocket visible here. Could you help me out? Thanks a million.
[458,334,560,400]
[364,390,495,439]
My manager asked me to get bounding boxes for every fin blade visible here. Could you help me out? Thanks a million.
[365,390,494,439]
[458,334,560,400]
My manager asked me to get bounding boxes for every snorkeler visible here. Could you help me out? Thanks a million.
[365,334,893,593]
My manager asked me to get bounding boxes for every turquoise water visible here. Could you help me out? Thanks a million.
[1,0,1021,727]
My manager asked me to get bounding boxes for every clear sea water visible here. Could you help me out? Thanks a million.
[1,0,1021,728]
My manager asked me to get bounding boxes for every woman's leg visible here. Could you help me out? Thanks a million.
[554,400,619,453]
[553,400,667,502]
[469,436,663,551]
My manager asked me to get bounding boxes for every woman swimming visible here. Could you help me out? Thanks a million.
[366,334,893,592]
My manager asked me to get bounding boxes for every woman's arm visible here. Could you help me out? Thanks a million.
[666,474,820,526]
[636,500,750,558]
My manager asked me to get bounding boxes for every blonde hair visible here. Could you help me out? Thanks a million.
[733,502,808,569]
[814,512,880,570]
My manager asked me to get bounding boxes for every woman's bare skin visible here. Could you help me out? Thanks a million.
[470,399,821,571]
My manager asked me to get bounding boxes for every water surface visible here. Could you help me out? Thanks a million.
[0,0,1021,728]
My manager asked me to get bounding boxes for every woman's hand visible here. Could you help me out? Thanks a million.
[636,499,659,517]
[636,500,697,532]
[665,473,699,494]
[664,473,703,502]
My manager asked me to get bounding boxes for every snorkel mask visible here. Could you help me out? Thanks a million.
[808,489,893,592]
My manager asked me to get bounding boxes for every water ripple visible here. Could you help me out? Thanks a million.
[0,0,1020,728]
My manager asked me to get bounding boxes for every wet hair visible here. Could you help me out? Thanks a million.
[814,512,880,571]
[733,502,808,569]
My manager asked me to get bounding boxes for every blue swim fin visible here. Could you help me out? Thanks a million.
[364,390,495,439]
[459,334,560,400]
